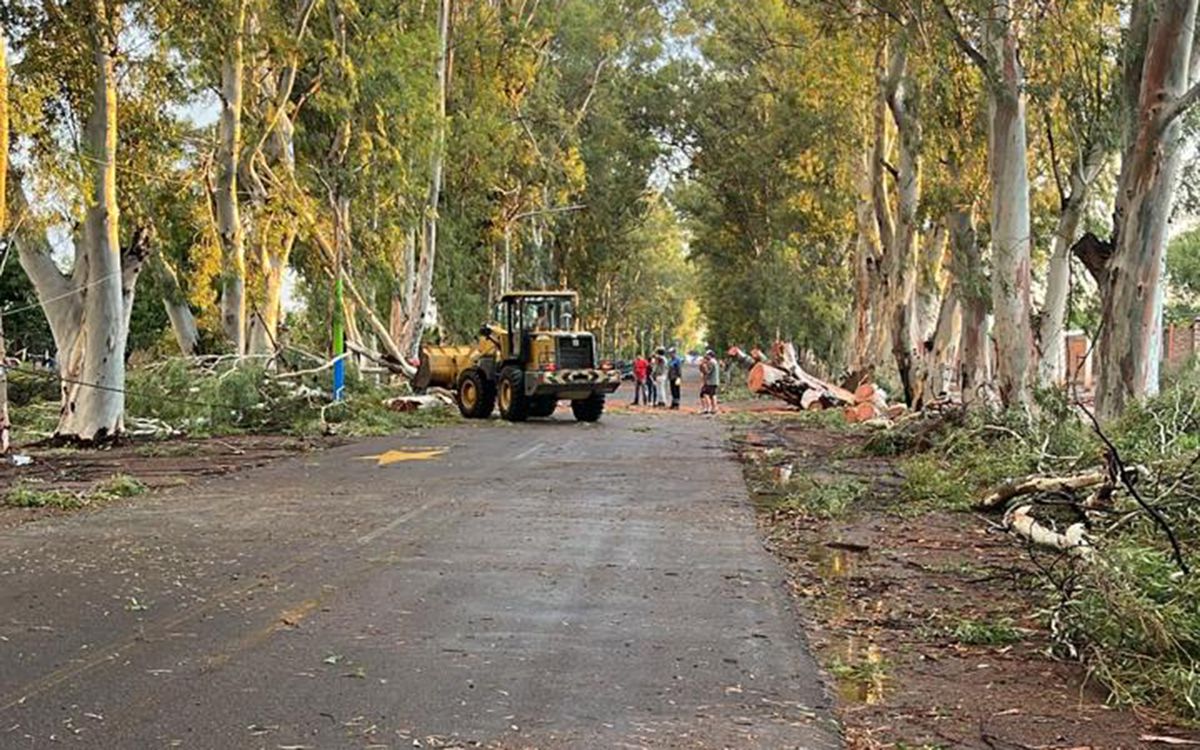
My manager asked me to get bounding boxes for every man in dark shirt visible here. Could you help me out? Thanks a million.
[667,347,683,410]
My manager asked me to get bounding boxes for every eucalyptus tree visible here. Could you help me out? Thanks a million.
[1024,0,1119,387]
[939,0,1038,409]
[4,0,175,440]
[1084,0,1200,419]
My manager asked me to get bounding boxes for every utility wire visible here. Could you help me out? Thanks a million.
[0,269,124,319]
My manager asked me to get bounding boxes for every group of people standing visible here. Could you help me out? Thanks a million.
[630,348,720,414]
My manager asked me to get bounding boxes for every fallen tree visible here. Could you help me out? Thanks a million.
[731,341,899,422]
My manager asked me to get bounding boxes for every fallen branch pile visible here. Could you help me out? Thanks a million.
[972,405,1190,578]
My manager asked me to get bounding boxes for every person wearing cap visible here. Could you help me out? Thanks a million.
[699,349,720,414]
[667,347,683,409]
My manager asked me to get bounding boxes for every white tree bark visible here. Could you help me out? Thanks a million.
[1095,0,1199,420]
[912,223,948,406]
[399,0,450,361]
[927,281,961,399]
[242,0,315,357]
[882,36,924,407]
[1037,144,1107,387]
[983,5,1035,409]
[58,2,126,440]
[217,0,247,357]
[0,30,9,454]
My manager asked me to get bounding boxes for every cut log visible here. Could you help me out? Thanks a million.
[844,402,880,423]
[977,470,1109,510]
[748,362,844,410]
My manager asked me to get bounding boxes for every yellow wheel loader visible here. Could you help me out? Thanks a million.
[413,291,621,422]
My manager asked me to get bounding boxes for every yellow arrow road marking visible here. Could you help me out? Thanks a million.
[357,448,448,466]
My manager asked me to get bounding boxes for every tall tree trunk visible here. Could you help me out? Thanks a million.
[927,282,961,400]
[911,223,948,408]
[1037,144,1107,387]
[983,8,1035,409]
[0,30,9,454]
[865,47,895,371]
[217,0,247,356]
[388,226,417,346]
[400,0,450,360]
[883,37,923,406]
[59,3,126,440]
[849,139,884,372]
[1094,0,1199,420]
[948,208,990,406]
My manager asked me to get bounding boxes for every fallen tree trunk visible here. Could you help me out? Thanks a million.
[977,470,1109,510]
[1005,505,1092,558]
[747,361,856,410]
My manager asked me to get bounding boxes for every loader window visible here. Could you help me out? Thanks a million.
[520,298,574,331]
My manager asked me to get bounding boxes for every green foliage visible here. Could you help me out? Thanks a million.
[123,359,455,437]
[673,0,864,358]
[1168,229,1200,318]
[892,376,1200,721]
[0,257,54,356]
[898,397,1096,515]
[1110,366,1200,460]
[2,368,60,407]
[1062,540,1200,721]
[1040,371,1200,722]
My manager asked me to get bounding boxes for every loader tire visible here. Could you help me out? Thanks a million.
[571,394,605,423]
[528,396,558,418]
[498,367,530,422]
[457,369,495,419]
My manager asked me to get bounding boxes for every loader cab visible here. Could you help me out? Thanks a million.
[496,291,578,364]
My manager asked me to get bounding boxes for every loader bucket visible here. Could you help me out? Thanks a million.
[414,345,475,390]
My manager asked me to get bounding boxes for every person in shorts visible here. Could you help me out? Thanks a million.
[699,349,720,414]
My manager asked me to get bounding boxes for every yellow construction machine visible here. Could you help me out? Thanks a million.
[413,291,621,422]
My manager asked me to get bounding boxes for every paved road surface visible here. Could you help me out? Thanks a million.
[0,399,838,748]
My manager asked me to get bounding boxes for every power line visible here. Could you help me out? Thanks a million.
[0,270,124,319]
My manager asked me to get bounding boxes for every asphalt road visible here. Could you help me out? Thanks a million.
[0,395,839,748]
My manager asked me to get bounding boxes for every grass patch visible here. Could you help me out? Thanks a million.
[94,474,148,499]
[948,616,1024,646]
[3,482,83,510]
[777,476,867,519]
[897,453,975,515]
[3,474,149,511]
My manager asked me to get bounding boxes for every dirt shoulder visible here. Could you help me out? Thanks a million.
[0,434,339,530]
[729,413,1199,750]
